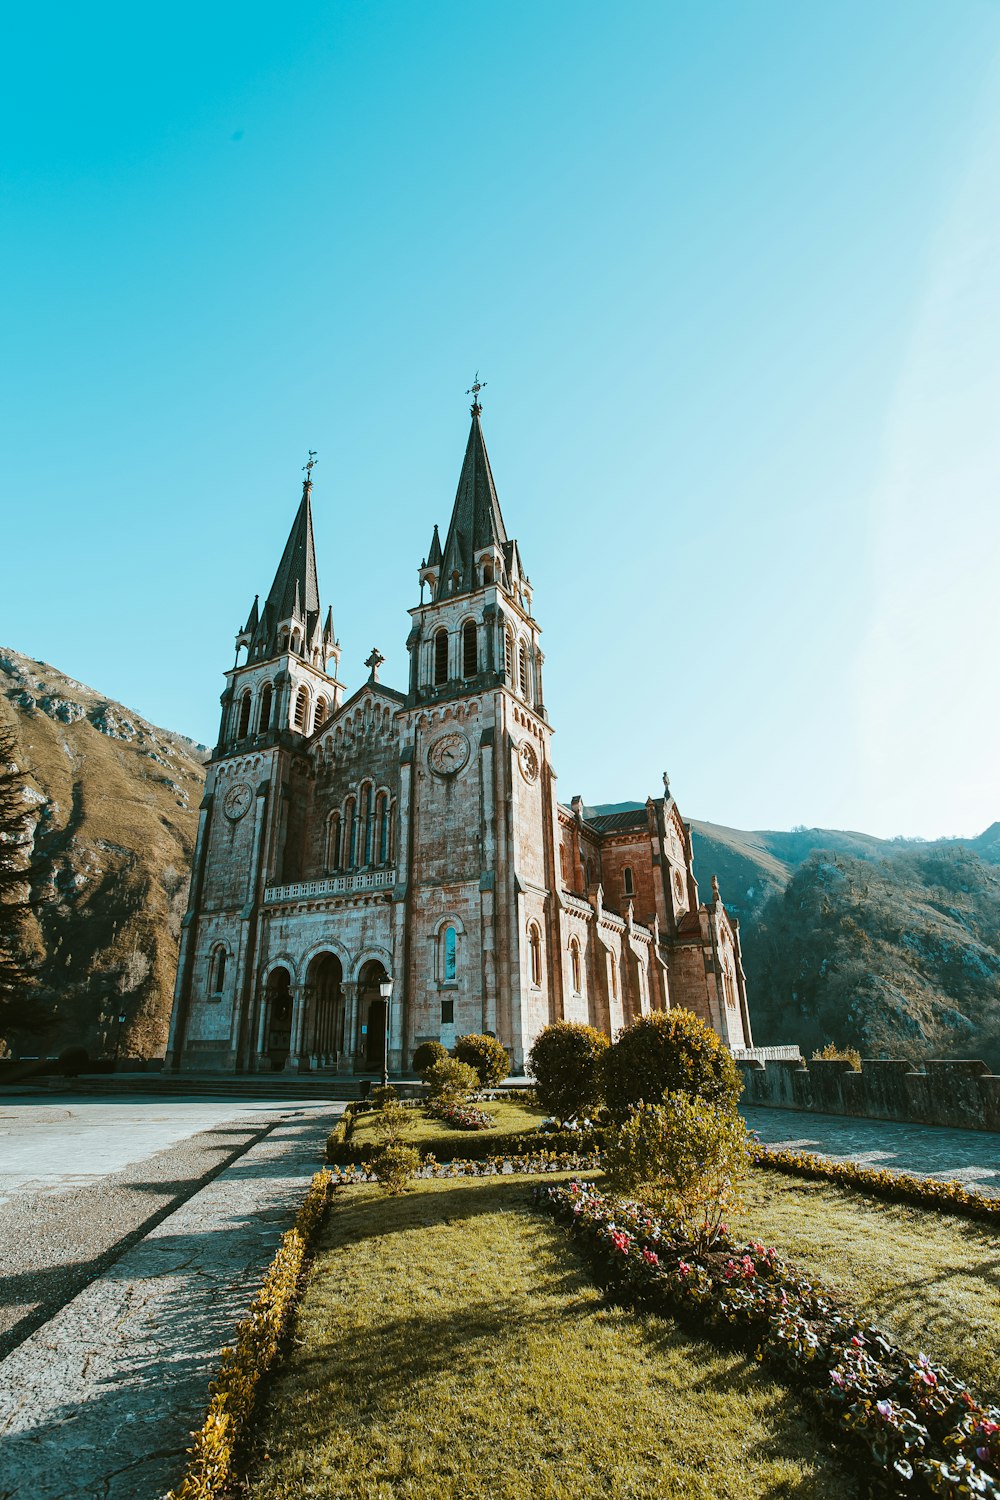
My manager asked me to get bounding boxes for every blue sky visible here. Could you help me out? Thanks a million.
[3,2,999,839]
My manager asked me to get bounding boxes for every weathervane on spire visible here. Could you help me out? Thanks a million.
[466,371,487,416]
[302,449,318,492]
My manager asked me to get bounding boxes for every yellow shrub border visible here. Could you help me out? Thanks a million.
[167,1168,332,1500]
[755,1145,1000,1224]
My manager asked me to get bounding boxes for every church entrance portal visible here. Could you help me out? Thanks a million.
[265,967,293,1070]
[358,959,389,1071]
[303,953,344,1068]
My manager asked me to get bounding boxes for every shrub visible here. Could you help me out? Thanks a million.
[605,1093,751,1246]
[371,1084,398,1109]
[602,1008,742,1119]
[412,1040,448,1075]
[811,1042,862,1070]
[527,1021,608,1123]
[453,1032,509,1086]
[373,1142,421,1195]
[423,1056,479,1104]
[373,1098,415,1145]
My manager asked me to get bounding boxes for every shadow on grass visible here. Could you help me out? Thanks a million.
[249,1177,858,1500]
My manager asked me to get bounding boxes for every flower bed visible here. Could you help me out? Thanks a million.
[167,1168,333,1500]
[329,1150,602,1186]
[426,1101,496,1130]
[534,1180,1000,1500]
[755,1145,1000,1225]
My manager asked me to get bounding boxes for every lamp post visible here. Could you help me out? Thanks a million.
[378,977,393,1088]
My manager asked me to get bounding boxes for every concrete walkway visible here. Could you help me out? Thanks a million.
[743,1106,1000,1198]
[0,1097,341,1500]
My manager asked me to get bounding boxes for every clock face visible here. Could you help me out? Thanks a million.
[518,740,539,783]
[428,731,470,777]
[223,782,253,821]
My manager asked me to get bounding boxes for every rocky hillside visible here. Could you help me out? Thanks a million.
[690,821,1000,1068]
[0,648,206,1059]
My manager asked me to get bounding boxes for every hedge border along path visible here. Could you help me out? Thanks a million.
[167,1169,332,1500]
[534,1180,1000,1500]
[754,1146,1000,1226]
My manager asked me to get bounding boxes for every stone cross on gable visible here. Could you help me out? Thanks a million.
[365,647,385,682]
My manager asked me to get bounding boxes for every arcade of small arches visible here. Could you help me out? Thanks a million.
[256,951,393,1073]
[231,678,333,744]
[324,782,397,872]
[422,614,542,708]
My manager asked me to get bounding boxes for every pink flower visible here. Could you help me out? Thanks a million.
[677,1261,692,1277]
[642,1248,659,1267]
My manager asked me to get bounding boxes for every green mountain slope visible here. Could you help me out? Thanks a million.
[0,648,206,1059]
[690,821,1000,1067]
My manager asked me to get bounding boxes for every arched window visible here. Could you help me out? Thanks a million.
[237,690,252,739]
[585,859,596,888]
[504,629,513,681]
[314,696,328,729]
[209,944,227,996]
[344,796,356,869]
[293,684,310,732]
[359,783,373,865]
[483,561,494,585]
[434,629,449,685]
[610,954,618,1001]
[258,683,273,733]
[462,620,478,677]
[623,866,635,897]
[569,938,582,995]
[326,810,341,871]
[518,642,529,698]
[376,792,389,863]
[528,923,542,987]
[441,924,458,983]
[559,845,568,883]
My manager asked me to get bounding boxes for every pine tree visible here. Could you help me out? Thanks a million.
[0,724,37,1007]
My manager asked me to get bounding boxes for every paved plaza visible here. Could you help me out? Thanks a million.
[744,1105,1000,1197]
[0,1094,342,1500]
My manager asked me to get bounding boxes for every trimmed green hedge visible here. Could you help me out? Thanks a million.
[326,1123,610,1166]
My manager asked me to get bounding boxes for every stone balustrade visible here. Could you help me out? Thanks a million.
[264,868,396,905]
[737,1054,1000,1133]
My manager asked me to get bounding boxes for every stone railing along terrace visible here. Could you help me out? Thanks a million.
[737,1054,1000,1133]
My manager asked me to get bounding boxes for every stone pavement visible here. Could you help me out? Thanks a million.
[743,1106,1000,1198]
[0,1097,341,1500]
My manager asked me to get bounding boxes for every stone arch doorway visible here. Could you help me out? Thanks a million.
[265,967,293,1070]
[358,959,389,1072]
[304,952,344,1067]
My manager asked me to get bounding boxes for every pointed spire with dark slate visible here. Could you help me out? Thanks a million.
[437,391,509,599]
[265,464,321,627]
[427,523,443,568]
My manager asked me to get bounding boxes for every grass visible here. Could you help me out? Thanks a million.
[245,1175,856,1500]
[741,1169,1000,1396]
[350,1099,547,1151]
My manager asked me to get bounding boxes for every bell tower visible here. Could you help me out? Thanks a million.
[217,454,343,758]
[406,383,545,714]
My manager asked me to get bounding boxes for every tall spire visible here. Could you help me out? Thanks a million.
[437,388,509,598]
[264,456,321,624]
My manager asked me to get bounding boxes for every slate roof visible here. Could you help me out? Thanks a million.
[436,411,509,598]
[247,476,334,660]
[584,808,649,834]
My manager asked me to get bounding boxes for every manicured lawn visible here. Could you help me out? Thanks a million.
[742,1169,1000,1396]
[246,1175,855,1500]
[350,1098,547,1150]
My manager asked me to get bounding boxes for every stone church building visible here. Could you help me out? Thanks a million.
[166,397,753,1074]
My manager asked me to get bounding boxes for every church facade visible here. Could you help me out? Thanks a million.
[166,398,753,1074]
